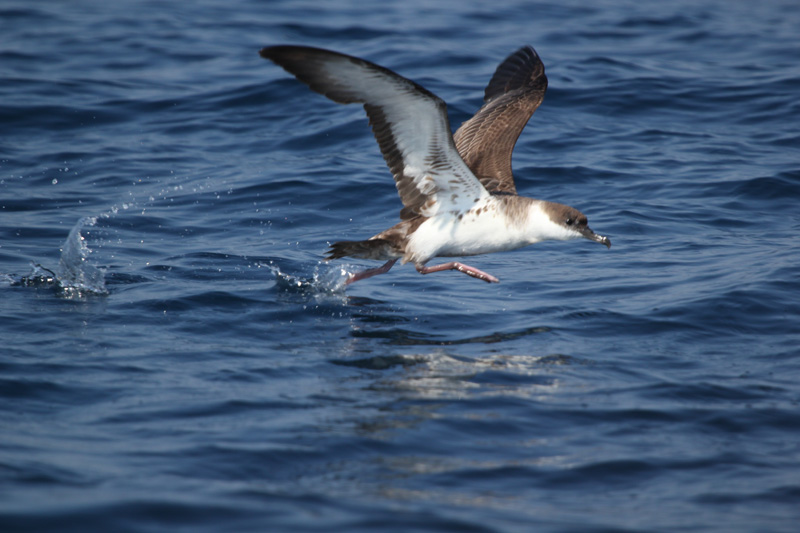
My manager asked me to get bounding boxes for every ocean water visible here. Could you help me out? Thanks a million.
[2,0,799,531]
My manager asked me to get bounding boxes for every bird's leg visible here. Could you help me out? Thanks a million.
[416,262,499,283]
[345,259,398,286]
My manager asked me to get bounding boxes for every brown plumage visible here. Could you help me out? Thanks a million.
[454,46,548,195]
[260,45,610,285]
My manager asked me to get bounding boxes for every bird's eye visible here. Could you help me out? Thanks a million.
[565,218,574,226]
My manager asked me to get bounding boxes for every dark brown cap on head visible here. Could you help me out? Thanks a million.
[543,202,611,248]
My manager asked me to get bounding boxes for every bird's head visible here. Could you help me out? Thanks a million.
[538,201,611,248]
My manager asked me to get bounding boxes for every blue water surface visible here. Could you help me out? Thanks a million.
[2,0,800,531]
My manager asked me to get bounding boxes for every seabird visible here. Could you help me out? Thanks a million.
[260,45,610,285]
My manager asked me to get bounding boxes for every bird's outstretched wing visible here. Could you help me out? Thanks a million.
[453,46,548,195]
[261,46,490,219]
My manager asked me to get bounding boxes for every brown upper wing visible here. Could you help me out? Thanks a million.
[453,46,548,195]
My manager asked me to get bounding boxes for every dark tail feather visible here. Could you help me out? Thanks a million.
[326,239,397,261]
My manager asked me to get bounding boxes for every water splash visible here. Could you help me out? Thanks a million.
[17,263,58,288]
[265,260,352,294]
[55,216,108,296]
[2,217,107,297]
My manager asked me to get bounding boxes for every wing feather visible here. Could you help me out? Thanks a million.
[261,45,489,217]
[453,46,548,195]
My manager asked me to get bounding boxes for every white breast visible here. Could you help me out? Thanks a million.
[404,198,533,264]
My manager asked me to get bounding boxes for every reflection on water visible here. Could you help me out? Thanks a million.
[318,348,588,516]
[351,351,570,401]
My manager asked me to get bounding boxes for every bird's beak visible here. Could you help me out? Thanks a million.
[580,226,611,249]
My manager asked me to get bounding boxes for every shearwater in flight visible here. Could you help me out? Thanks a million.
[260,45,610,285]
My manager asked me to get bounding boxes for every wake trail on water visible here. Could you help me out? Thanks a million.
[4,172,355,298]
[3,175,224,296]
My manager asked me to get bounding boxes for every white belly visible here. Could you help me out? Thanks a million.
[405,207,531,264]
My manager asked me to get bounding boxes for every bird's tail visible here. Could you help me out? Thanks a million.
[325,239,398,261]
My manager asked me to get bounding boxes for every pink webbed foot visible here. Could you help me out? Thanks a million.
[416,262,499,283]
[345,259,398,286]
